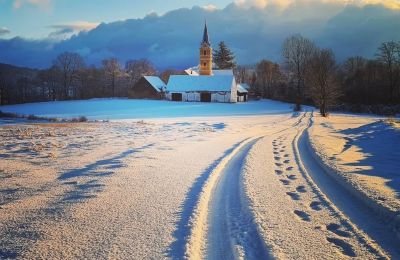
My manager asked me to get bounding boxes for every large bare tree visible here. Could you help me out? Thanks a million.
[125,59,156,87]
[53,52,85,99]
[376,41,400,103]
[256,60,283,98]
[308,48,341,117]
[282,35,316,111]
[102,58,122,97]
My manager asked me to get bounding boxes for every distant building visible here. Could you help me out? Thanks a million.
[130,76,166,99]
[237,83,249,102]
[166,22,242,103]
[134,22,246,103]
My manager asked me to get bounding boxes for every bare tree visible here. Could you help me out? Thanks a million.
[53,52,85,99]
[102,58,122,97]
[307,48,341,117]
[234,66,248,84]
[376,41,400,103]
[282,35,316,111]
[125,59,156,87]
[256,60,283,98]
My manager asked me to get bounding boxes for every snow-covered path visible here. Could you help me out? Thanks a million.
[299,115,400,258]
[0,108,399,259]
[243,112,397,259]
[206,137,271,259]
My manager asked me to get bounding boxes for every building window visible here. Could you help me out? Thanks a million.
[204,62,206,66]
[204,50,207,55]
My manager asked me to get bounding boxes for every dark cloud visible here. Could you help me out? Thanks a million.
[0,3,399,69]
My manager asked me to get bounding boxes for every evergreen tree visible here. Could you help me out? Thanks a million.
[213,41,236,69]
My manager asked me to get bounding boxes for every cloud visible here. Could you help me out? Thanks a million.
[202,4,218,11]
[0,27,11,36]
[234,0,400,10]
[13,0,51,10]
[0,3,399,69]
[48,21,100,40]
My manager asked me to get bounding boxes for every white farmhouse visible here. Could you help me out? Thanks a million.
[166,75,237,102]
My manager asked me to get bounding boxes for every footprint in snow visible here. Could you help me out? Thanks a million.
[294,210,311,222]
[283,159,290,164]
[275,169,283,175]
[284,154,289,158]
[274,156,281,161]
[296,185,307,193]
[286,166,294,171]
[310,201,323,211]
[273,151,279,155]
[286,192,300,200]
[287,175,297,180]
[280,149,285,152]
[280,179,291,185]
[326,223,351,238]
[275,163,283,167]
[326,237,356,257]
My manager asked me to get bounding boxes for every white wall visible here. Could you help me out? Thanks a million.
[166,92,234,103]
[230,78,238,103]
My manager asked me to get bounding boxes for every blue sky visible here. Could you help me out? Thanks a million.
[0,0,399,69]
[0,0,232,38]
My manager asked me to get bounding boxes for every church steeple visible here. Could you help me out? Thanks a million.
[202,21,210,47]
[199,21,212,75]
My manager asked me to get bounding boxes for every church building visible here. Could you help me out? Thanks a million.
[165,22,239,103]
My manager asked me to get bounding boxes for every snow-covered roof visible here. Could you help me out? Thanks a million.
[167,75,235,92]
[184,68,199,76]
[184,66,233,77]
[237,84,249,93]
[144,76,166,92]
[239,83,250,90]
[213,70,234,76]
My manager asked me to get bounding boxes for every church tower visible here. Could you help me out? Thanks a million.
[199,22,213,76]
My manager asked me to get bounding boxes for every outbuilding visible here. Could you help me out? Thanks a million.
[237,83,249,102]
[130,76,166,99]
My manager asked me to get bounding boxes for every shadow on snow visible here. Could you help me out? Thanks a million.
[338,121,400,198]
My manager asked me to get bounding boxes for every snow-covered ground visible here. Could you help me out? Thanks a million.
[0,102,399,259]
[0,99,293,120]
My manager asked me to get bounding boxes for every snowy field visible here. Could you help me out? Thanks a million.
[0,99,293,120]
[0,101,399,259]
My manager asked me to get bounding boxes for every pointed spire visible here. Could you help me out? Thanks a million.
[202,20,210,46]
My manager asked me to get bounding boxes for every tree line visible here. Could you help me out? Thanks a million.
[1,37,399,116]
[236,35,400,116]
[0,55,158,105]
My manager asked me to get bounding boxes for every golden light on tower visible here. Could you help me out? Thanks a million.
[199,21,213,76]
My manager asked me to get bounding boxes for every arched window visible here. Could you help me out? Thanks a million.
[204,50,207,55]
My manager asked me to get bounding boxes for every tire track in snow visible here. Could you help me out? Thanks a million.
[184,115,305,259]
[206,137,272,260]
[293,112,392,258]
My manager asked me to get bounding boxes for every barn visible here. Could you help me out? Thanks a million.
[130,76,166,99]
[166,75,237,103]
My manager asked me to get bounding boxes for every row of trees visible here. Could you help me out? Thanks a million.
[0,55,157,105]
[236,36,400,116]
[1,37,399,116]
